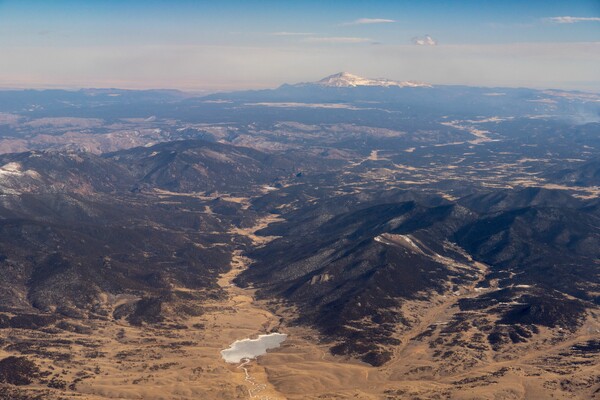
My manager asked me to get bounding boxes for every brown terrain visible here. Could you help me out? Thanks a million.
[1,213,597,399]
[0,83,598,399]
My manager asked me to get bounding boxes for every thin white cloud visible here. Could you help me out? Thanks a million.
[303,36,372,44]
[343,18,396,26]
[546,16,600,23]
[412,35,437,46]
[271,32,314,36]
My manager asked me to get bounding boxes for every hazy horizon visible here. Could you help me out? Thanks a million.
[1,0,599,92]
[2,66,600,94]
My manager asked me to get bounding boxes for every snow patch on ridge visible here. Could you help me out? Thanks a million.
[302,72,431,88]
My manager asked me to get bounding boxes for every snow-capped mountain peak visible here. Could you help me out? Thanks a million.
[313,72,430,88]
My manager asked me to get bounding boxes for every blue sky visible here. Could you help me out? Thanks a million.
[0,0,599,91]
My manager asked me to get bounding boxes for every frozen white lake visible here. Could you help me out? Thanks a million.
[221,332,287,363]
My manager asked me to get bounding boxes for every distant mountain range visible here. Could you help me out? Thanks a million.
[296,72,431,88]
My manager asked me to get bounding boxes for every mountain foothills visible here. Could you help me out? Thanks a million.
[0,74,598,399]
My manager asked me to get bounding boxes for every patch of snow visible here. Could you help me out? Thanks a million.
[245,102,367,110]
[305,72,431,88]
[0,162,24,176]
[203,99,233,104]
